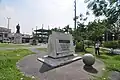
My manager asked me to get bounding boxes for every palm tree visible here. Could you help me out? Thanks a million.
[63,25,72,34]
[51,27,59,32]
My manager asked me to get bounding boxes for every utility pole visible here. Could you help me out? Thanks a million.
[73,0,77,44]
[36,26,37,34]
[48,25,50,30]
[42,24,44,43]
[7,17,11,29]
[74,0,76,30]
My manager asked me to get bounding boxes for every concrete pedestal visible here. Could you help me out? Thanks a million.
[14,33,22,44]
[37,54,82,67]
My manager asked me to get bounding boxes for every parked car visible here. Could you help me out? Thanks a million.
[3,39,10,43]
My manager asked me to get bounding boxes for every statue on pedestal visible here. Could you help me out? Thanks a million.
[16,24,20,33]
[14,24,22,44]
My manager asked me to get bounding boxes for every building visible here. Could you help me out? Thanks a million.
[34,29,51,43]
[22,34,31,43]
[0,26,11,43]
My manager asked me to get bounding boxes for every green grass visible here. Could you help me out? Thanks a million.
[0,43,31,48]
[0,49,35,80]
[80,47,120,80]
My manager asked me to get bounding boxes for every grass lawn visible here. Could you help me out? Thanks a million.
[80,47,120,80]
[0,43,32,48]
[0,49,35,80]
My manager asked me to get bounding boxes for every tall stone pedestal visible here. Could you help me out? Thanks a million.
[14,33,22,44]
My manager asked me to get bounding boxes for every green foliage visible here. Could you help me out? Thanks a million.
[31,39,37,45]
[113,55,120,61]
[103,41,118,49]
[85,0,120,24]
[0,43,30,48]
[86,19,106,41]
[105,59,120,72]
[75,41,84,52]
[117,40,120,48]
[84,40,93,48]
[51,27,64,33]
[0,49,34,80]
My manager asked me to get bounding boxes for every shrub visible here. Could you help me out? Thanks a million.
[30,39,38,45]
[75,41,84,52]
[113,56,120,60]
[84,40,93,48]
[117,40,120,48]
[103,41,118,49]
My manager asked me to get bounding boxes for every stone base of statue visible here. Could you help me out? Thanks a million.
[14,33,22,44]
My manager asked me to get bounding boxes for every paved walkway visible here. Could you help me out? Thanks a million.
[100,47,111,51]
[17,48,105,80]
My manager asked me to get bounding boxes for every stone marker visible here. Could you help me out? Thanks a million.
[82,54,95,66]
[37,31,81,67]
[109,48,120,55]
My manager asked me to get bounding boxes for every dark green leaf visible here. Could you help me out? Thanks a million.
[87,1,95,9]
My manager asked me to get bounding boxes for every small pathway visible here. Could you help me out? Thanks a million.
[17,48,105,80]
[100,47,111,51]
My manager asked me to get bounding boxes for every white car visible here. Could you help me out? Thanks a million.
[3,39,10,43]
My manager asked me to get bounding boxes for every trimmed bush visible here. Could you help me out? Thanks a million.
[30,39,38,45]
[84,40,93,48]
[117,40,120,48]
[75,41,84,52]
[103,41,118,49]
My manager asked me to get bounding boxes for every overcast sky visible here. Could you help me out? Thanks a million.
[0,0,95,34]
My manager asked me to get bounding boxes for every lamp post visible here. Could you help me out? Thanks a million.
[112,34,115,41]
[74,0,76,30]
[7,17,11,29]
[102,34,105,41]
[73,0,79,43]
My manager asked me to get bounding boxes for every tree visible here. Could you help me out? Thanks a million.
[85,0,120,24]
[63,25,72,34]
[75,12,90,41]
[86,19,106,41]
[51,27,64,32]
[109,19,120,40]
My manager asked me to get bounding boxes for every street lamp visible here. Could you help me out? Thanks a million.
[74,0,76,30]
[112,34,115,41]
[102,34,105,41]
[7,17,11,29]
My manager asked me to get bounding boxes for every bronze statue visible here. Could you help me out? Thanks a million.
[16,24,20,33]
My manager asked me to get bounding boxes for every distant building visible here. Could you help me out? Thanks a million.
[22,34,31,43]
[0,26,32,43]
[0,26,11,43]
[34,29,51,43]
